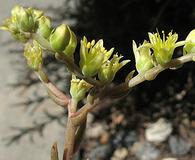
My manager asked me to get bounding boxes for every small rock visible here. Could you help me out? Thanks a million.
[124,131,137,148]
[111,147,128,160]
[112,113,125,125]
[161,158,178,160]
[86,123,104,138]
[168,135,192,155]
[87,113,95,123]
[191,120,195,128]
[145,118,172,143]
[88,144,112,160]
[100,132,110,144]
[112,130,125,147]
[132,141,160,160]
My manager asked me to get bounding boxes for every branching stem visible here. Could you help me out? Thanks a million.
[128,52,195,88]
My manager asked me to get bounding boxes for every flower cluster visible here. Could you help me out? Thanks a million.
[0,5,43,42]
[0,5,77,61]
[79,37,130,83]
[1,5,195,98]
[133,31,180,73]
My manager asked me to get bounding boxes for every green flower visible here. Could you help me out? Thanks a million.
[98,54,130,84]
[133,40,153,73]
[79,37,114,77]
[183,29,195,54]
[148,31,178,65]
[70,76,93,102]
[49,24,70,52]
[24,40,43,71]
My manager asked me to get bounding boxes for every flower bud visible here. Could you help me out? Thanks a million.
[49,24,70,52]
[183,29,195,54]
[37,16,51,39]
[79,37,113,77]
[12,6,36,32]
[24,40,43,71]
[63,27,77,60]
[148,31,178,65]
[70,76,93,102]
[98,54,130,84]
[133,40,153,73]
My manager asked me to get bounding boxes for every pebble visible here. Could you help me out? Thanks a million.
[88,144,112,160]
[168,135,192,155]
[145,118,172,143]
[191,120,195,128]
[111,113,125,125]
[123,131,137,148]
[87,113,95,124]
[112,130,125,147]
[100,132,110,144]
[111,147,128,160]
[132,141,160,160]
[86,123,105,138]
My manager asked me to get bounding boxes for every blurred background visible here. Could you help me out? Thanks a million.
[0,0,195,160]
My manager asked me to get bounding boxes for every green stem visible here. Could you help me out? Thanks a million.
[64,99,78,160]
[55,53,102,87]
[32,33,53,51]
[33,33,101,87]
[128,52,195,88]
[36,69,69,107]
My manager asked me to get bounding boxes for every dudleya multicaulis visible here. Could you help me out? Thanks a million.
[133,40,154,73]
[70,75,93,102]
[79,37,114,77]
[98,54,130,84]
[24,40,43,71]
[148,31,178,65]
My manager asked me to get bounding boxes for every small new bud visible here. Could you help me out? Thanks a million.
[13,6,36,32]
[37,16,51,39]
[183,29,195,54]
[148,31,178,65]
[98,54,130,84]
[133,40,153,73]
[24,41,43,71]
[0,17,18,32]
[63,27,77,60]
[70,76,93,102]
[49,24,70,52]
